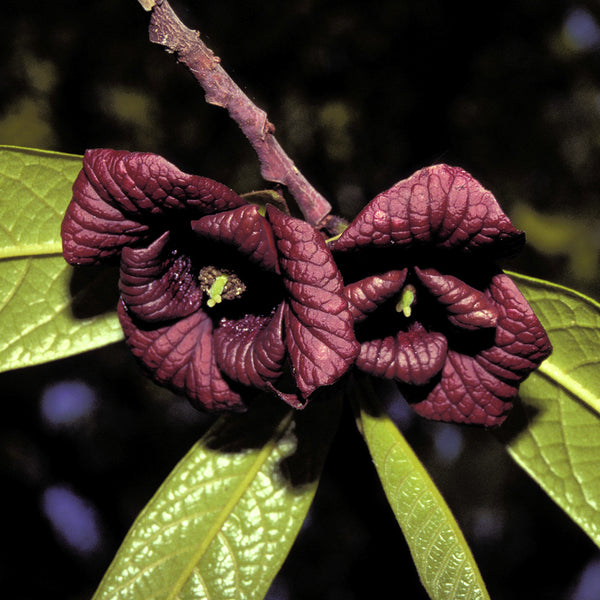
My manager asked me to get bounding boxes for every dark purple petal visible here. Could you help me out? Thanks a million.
[191,204,279,272]
[344,270,407,323]
[82,149,246,216]
[213,303,286,389]
[356,322,448,385]
[61,148,247,265]
[330,164,524,255]
[414,267,498,330]
[477,273,553,381]
[408,274,552,426]
[62,169,150,265]
[118,300,245,412]
[266,206,360,398]
[119,231,204,323]
[409,350,516,427]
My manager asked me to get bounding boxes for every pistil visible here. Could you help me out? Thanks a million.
[395,284,417,318]
[198,266,246,308]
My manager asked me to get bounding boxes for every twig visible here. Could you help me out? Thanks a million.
[144,0,339,230]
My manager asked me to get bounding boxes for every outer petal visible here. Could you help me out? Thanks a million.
[82,149,246,216]
[266,206,360,398]
[213,303,286,389]
[415,267,498,330]
[356,323,448,385]
[476,273,552,381]
[344,270,407,323]
[62,168,150,265]
[61,148,247,265]
[330,164,524,256]
[409,273,552,427]
[408,351,516,427]
[119,231,204,323]
[191,204,279,272]
[118,300,244,412]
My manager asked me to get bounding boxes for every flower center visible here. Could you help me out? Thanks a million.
[395,284,417,318]
[198,266,246,308]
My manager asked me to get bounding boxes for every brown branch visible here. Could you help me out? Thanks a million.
[145,0,337,229]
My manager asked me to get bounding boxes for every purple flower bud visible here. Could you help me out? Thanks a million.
[62,149,359,411]
[331,164,552,427]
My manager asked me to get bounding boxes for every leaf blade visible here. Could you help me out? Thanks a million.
[504,272,600,548]
[353,377,490,600]
[0,146,123,371]
[92,397,340,600]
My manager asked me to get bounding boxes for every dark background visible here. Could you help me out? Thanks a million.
[1,1,600,598]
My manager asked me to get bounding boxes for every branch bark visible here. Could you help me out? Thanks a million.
[146,0,341,231]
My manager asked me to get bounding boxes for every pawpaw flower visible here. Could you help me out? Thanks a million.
[61,149,359,411]
[330,164,552,426]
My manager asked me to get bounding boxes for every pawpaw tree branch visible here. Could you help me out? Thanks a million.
[138,0,345,233]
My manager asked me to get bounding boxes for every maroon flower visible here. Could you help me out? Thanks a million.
[62,149,359,411]
[330,164,552,427]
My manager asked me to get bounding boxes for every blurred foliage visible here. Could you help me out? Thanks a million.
[2,1,600,599]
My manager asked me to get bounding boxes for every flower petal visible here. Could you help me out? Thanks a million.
[415,267,498,330]
[356,323,448,385]
[477,273,553,381]
[61,148,247,265]
[213,303,286,388]
[62,168,150,265]
[191,204,279,272]
[344,270,407,323]
[408,274,552,427]
[119,231,204,323]
[81,148,246,216]
[118,300,244,412]
[330,164,524,255]
[408,350,516,427]
[266,206,360,398]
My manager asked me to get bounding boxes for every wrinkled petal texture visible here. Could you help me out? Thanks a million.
[118,300,245,412]
[192,204,279,272]
[414,267,498,330]
[357,323,448,386]
[213,304,287,390]
[267,206,360,398]
[62,149,245,265]
[408,274,552,426]
[119,231,204,323]
[330,164,524,256]
[344,270,407,323]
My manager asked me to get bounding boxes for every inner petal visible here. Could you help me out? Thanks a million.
[213,303,286,389]
[192,204,279,272]
[414,267,498,330]
[356,322,448,386]
[120,231,204,322]
[344,270,407,323]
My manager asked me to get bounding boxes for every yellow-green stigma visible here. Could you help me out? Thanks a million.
[198,266,246,308]
[395,284,416,317]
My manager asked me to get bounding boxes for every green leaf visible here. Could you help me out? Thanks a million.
[352,376,490,600]
[93,395,341,600]
[503,272,600,548]
[0,146,123,372]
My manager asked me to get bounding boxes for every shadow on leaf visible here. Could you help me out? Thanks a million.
[203,386,343,488]
[69,264,120,318]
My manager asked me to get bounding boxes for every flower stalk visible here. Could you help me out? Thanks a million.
[145,0,337,231]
